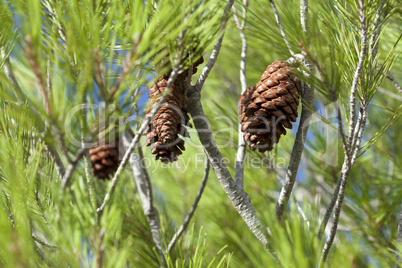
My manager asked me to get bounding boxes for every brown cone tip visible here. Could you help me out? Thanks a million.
[239,61,301,153]
[145,77,191,163]
[89,131,120,179]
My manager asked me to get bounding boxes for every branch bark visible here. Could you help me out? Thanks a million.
[233,0,248,191]
[274,63,314,221]
[194,0,234,91]
[319,1,368,262]
[123,133,167,267]
[186,87,281,264]
[269,0,295,56]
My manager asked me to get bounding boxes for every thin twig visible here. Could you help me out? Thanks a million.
[233,0,248,190]
[378,87,402,101]
[346,0,367,151]
[317,176,342,240]
[123,132,167,267]
[386,73,402,94]
[194,0,234,91]
[95,228,106,268]
[369,0,387,57]
[168,159,210,253]
[32,234,58,249]
[272,165,310,229]
[96,68,179,216]
[319,2,368,262]
[300,43,349,153]
[300,0,309,33]
[61,147,88,189]
[269,0,295,56]
[3,56,23,101]
[275,57,314,222]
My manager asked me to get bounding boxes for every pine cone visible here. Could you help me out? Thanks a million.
[145,77,190,163]
[89,129,121,179]
[239,61,301,152]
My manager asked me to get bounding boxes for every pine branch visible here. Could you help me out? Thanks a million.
[194,0,234,91]
[369,0,387,57]
[274,4,315,220]
[378,87,402,101]
[32,234,58,250]
[167,159,210,253]
[300,0,309,33]
[186,86,281,265]
[386,73,402,94]
[319,2,369,262]
[269,0,295,56]
[346,0,368,151]
[123,133,167,267]
[317,174,342,240]
[61,147,88,188]
[233,0,248,190]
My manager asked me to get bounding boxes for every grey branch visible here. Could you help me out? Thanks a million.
[233,0,248,190]
[194,0,234,91]
[61,147,88,189]
[269,0,295,56]
[275,57,314,222]
[317,174,342,240]
[32,234,58,249]
[378,87,402,101]
[319,160,352,265]
[386,73,402,95]
[300,0,309,33]
[394,201,402,268]
[320,1,368,262]
[369,0,386,56]
[186,87,281,264]
[96,68,179,216]
[168,159,210,253]
[346,0,367,151]
[123,133,167,267]
[186,0,281,263]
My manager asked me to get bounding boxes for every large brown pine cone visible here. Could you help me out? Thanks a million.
[145,77,190,163]
[89,129,121,179]
[239,61,301,152]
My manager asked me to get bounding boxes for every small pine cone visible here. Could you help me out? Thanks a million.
[239,61,301,152]
[89,130,121,179]
[145,77,190,163]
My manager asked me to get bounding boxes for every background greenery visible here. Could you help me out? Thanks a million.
[0,0,401,267]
